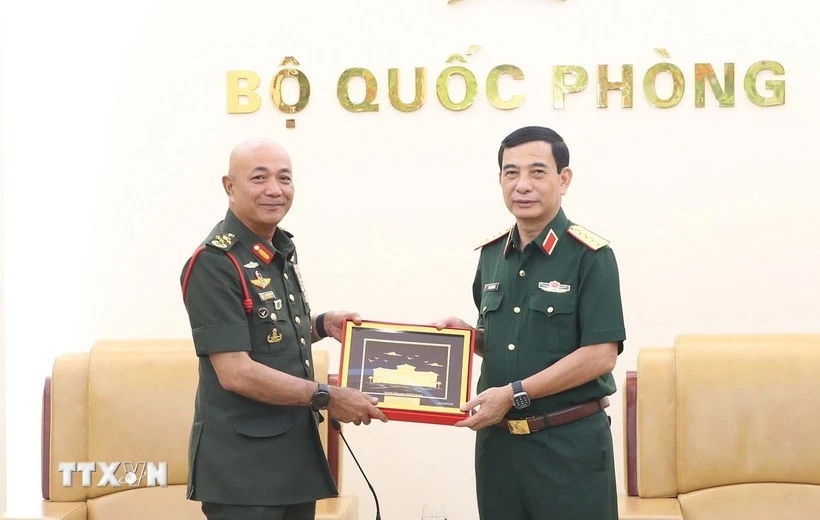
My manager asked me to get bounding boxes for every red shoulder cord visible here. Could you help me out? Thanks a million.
[182,246,253,315]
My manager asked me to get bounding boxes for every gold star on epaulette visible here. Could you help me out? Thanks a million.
[209,233,236,249]
[566,225,609,250]
[474,227,512,251]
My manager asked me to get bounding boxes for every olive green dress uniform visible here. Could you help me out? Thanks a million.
[180,210,336,517]
[473,208,625,520]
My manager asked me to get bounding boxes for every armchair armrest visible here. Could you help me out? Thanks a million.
[619,495,682,520]
[1,501,87,520]
[316,496,358,520]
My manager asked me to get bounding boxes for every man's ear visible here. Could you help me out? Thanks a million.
[559,167,573,195]
[222,175,233,198]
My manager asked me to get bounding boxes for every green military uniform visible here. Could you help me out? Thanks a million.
[180,210,336,519]
[473,208,625,520]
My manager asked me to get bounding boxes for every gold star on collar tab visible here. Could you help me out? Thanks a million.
[567,225,609,250]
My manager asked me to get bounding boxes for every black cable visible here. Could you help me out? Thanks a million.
[331,419,382,520]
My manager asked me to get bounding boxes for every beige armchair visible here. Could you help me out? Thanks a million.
[619,334,820,520]
[1,340,357,520]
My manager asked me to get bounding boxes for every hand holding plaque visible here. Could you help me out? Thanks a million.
[338,319,475,425]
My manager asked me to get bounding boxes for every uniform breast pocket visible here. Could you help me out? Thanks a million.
[527,291,577,352]
[480,291,503,351]
[251,310,289,357]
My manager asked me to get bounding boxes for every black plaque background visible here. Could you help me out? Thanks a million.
[344,327,467,410]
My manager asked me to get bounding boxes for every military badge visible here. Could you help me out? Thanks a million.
[267,328,283,343]
[539,281,571,293]
[258,290,276,301]
[250,270,271,289]
[210,233,235,249]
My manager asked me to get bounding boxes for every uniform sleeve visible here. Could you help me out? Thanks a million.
[472,257,484,329]
[577,247,626,353]
[181,249,252,356]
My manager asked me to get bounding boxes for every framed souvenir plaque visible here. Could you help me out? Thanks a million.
[339,320,475,425]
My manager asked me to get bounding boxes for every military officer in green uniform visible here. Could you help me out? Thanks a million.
[180,138,388,520]
[436,126,625,520]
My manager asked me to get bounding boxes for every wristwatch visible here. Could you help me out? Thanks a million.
[511,380,531,409]
[311,383,331,410]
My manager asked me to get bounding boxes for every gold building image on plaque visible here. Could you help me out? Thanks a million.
[372,363,441,388]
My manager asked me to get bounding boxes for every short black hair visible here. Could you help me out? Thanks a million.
[497,126,570,173]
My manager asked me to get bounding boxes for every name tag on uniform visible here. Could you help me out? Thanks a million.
[483,282,499,292]
[539,281,571,293]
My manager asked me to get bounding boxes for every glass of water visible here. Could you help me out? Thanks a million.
[421,503,447,520]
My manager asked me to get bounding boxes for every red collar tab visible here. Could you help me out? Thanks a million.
[252,243,275,264]
[542,229,558,255]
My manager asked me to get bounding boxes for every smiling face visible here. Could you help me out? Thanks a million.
[223,140,294,241]
[499,140,572,228]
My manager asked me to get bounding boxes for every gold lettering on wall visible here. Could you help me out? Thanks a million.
[487,65,525,110]
[338,68,380,112]
[270,69,310,113]
[553,65,588,109]
[644,63,685,108]
[436,66,478,111]
[745,61,786,107]
[695,63,735,107]
[388,68,426,112]
[227,71,261,114]
[598,65,634,108]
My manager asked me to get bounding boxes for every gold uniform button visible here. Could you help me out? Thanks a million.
[507,344,516,351]
[300,338,306,345]
[513,306,521,313]
[547,306,554,314]
[270,313,277,321]
[295,316,301,324]
[305,359,310,367]
[519,270,526,277]
[289,294,295,302]
[482,306,487,312]
[284,273,289,280]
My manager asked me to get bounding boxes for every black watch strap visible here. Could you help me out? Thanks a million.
[511,380,530,409]
[315,313,328,339]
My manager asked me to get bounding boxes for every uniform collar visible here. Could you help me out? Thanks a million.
[504,207,569,257]
[223,210,295,262]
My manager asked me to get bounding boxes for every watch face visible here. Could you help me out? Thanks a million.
[312,391,331,409]
[513,393,530,409]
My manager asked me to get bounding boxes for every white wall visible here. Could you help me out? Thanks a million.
[0,44,7,510]
[2,1,819,518]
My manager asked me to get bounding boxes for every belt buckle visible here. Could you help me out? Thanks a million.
[507,419,530,435]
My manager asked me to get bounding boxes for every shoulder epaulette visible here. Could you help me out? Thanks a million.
[206,232,237,251]
[474,227,512,251]
[566,225,609,251]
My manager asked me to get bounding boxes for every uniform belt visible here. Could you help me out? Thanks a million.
[496,397,609,435]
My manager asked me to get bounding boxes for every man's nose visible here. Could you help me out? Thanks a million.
[515,174,533,192]
[264,179,283,196]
